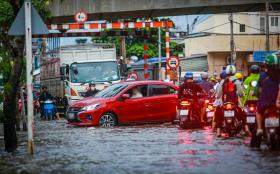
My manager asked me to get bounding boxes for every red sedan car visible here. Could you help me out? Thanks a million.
[67,80,178,127]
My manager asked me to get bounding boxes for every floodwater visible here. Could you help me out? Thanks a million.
[0,119,280,174]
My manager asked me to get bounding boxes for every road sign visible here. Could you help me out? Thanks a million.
[128,71,139,80]
[8,1,49,36]
[74,11,88,24]
[167,56,180,69]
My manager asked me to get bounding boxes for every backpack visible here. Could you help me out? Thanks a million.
[222,78,238,103]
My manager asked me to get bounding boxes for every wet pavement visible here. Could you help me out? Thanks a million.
[1,118,280,174]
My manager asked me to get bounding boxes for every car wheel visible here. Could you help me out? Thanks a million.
[99,113,117,127]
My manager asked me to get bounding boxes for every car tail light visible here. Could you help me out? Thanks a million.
[70,88,77,96]
[208,105,214,111]
[181,101,191,106]
[225,103,233,110]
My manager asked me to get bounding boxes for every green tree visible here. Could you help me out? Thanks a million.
[91,27,183,60]
[0,0,50,152]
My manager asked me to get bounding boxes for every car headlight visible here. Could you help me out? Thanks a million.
[81,103,101,111]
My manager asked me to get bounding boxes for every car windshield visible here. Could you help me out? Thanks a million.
[70,61,120,83]
[95,83,128,98]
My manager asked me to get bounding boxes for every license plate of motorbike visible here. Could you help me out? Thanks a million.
[265,118,279,128]
[246,116,255,123]
[180,110,189,116]
[207,112,214,117]
[224,110,234,117]
[68,113,75,119]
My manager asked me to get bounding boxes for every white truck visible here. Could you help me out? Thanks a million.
[41,44,120,105]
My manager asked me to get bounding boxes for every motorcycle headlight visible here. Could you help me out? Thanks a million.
[81,103,101,111]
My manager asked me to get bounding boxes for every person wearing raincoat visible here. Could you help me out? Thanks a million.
[241,65,260,107]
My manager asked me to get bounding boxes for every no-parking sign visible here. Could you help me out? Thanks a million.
[74,11,88,24]
[167,56,180,69]
[128,71,139,80]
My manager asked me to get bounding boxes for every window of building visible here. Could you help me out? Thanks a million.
[271,17,279,27]
[260,17,265,33]
[239,24,245,32]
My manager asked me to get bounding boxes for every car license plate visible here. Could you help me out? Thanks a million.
[207,112,214,117]
[180,110,189,116]
[265,118,279,128]
[246,116,255,123]
[224,110,234,117]
[68,113,75,119]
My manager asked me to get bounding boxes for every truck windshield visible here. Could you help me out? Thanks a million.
[95,84,128,98]
[70,61,120,83]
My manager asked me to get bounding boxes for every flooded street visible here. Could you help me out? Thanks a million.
[1,119,280,174]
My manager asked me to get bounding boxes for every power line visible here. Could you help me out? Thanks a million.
[192,22,230,34]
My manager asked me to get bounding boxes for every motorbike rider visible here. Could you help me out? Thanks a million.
[85,83,100,97]
[178,72,207,125]
[215,65,249,136]
[235,72,243,84]
[39,86,59,119]
[198,72,214,97]
[241,65,260,106]
[256,54,280,136]
[212,70,227,130]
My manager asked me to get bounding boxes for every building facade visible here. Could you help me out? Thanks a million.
[185,12,280,76]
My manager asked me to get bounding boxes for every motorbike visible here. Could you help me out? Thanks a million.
[205,99,215,125]
[43,100,56,120]
[178,99,202,129]
[251,106,280,150]
[222,102,242,137]
[244,100,257,132]
[264,107,280,149]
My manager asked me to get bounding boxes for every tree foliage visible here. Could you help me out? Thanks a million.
[91,27,184,60]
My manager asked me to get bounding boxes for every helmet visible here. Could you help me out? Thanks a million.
[184,72,193,79]
[250,64,260,74]
[209,76,216,81]
[265,53,279,65]
[235,72,243,79]
[201,72,208,79]
[220,70,227,79]
[225,65,236,75]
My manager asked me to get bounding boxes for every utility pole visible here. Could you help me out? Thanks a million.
[20,87,27,131]
[265,1,270,52]
[229,13,235,65]
[24,0,34,155]
[158,27,162,79]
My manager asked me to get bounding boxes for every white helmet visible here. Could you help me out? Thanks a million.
[201,72,208,79]
[225,65,236,75]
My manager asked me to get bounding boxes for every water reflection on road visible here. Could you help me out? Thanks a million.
[1,120,280,174]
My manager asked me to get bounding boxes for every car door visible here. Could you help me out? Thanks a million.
[116,84,150,123]
[147,84,178,122]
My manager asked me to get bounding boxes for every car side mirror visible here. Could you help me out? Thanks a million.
[121,94,130,100]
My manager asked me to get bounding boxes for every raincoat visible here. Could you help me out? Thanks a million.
[241,73,260,106]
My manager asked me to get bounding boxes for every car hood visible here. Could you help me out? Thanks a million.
[71,97,111,108]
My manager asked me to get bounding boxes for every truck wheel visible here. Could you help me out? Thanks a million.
[99,113,118,127]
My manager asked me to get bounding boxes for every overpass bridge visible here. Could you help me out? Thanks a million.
[49,0,280,23]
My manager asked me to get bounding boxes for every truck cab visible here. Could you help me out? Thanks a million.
[41,43,120,106]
